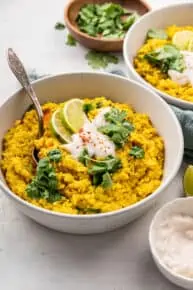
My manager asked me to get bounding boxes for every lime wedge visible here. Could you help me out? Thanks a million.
[183,165,193,196]
[61,99,84,133]
[172,30,193,50]
[51,109,72,143]
[188,39,193,52]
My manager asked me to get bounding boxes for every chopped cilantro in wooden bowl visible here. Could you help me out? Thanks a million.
[64,0,150,52]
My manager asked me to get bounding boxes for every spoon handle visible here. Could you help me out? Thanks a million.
[7,48,44,137]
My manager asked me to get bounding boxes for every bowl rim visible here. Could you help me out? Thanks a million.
[149,197,193,284]
[123,2,193,109]
[64,0,151,44]
[0,71,184,219]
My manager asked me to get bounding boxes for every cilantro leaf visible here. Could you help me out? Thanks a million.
[78,151,122,188]
[48,192,61,203]
[26,150,62,202]
[101,172,112,188]
[99,108,134,147]
[76,3,138,39]
[55,22,65,30]
[146,28,168,40]
[100,155,122,172]
[144,44,185,73]
[88,156,122,175]
[105,108,127,123]
[80,24,97,37]
[97,19,115,34]
[83,103,94,114]
[85,50,119,69]
[100,3,124,18]
[48,149,62,162]
[88,164,107,175]
[92,174,102,186]
[66,34,77,46]
[99,124,130,147]
[169,57,185,72]
[78,148,90,166]
[122,13,139,30]
[129,146,145,159]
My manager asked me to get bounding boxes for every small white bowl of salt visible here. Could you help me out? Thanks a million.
[149,197,193,290]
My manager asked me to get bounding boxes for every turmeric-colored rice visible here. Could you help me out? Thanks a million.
[0,97,164,214]
[134,25,193,103]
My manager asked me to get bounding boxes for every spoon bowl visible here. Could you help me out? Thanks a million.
[64,0,150,52]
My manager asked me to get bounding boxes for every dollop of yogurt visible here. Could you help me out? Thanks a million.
[63,108,115,159]
[92,107,111,128]
[168,51,193,86]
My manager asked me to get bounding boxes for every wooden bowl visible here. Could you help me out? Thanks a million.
[64,0,151,52]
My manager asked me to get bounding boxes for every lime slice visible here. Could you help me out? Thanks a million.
[51,109,72,143]
[172,30,193,50]
[188,39,193,52]
[61,99,84,133]
[183,165,193,196]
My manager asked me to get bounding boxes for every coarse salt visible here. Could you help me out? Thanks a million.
[155,213,193,278]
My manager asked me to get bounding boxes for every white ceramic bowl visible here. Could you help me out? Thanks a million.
[149,197,193,290]
[0,72,183,234]
[123,3,193,110]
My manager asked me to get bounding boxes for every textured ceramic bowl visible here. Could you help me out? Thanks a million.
[149,198,193,290]
[123,3,193,110]
[0,73,183,234]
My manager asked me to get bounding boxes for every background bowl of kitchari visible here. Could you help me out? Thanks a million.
[0,73,183,234]
[123,3,193,110]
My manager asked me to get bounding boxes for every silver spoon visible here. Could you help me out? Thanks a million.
[7,48,44,165]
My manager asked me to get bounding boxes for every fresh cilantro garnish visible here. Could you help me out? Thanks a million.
[105,108,127,123]
[26,149,62,202]
[88,155,122,174]
[101,172,112,188]
[83,103,94,114]
[78,149,122,188]
[144,44,185,73]
[169,57,185,72]
[98,108,134,148]
[129,146,145,159]
[66,34,77,46]
[78,148,90,166]
[146,28,168,40]
[122,13,139,30]
[76,3,139,39]
[55,22,65,30]
[48,149,62,162]
[85,50,119,69]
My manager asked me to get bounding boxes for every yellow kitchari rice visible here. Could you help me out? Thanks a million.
[134,25,193,103]
[0,97,164,214]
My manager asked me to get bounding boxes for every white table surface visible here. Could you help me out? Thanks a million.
[0,0,190,289]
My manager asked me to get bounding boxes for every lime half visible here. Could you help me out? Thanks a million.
[61,99,84,133]
[183,165,193,196]
[172,30,193,50]
[51,109,72,143]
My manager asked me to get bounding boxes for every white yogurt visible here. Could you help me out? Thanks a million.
[155,213,193,278]
[92,107,111,128]
[168,51,193,86]
[63,108,115,159]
